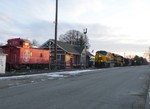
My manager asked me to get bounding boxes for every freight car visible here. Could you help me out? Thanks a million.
[112,53,124,67]
[123,58,130,66]
[1,38,50,70]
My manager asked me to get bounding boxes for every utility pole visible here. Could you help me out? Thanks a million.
[49,41,52,70]
[149,47,150,62]
[54,0,58,69]
[83,28,87,68]
[49,42,50,70]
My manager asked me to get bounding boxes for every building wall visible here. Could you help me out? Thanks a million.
[81,48,86,67]
[49,43,82,69]
[0,55,6,74]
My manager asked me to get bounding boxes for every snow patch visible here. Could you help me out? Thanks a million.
[47,73,64,78]
[0,69,99,80]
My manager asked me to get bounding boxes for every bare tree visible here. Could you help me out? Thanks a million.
[31,39,39,47]
[59,29,90,48]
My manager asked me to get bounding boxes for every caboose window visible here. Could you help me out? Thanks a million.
[24,42,29,46]
[20,41,23,46]
[40,53,43,57]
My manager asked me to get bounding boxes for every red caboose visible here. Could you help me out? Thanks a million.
[1,38,50,70]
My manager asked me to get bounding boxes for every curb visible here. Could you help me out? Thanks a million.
[145,92,150,109]
[145,82,150,109]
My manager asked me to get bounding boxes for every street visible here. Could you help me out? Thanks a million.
[0,66,150,109]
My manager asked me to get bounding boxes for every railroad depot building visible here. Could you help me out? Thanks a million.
[40,39,92,69]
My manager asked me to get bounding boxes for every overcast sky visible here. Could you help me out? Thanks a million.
[0,0,150,57]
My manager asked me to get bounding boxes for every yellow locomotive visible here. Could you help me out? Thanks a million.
[95,50,124,68]
[95,50,114,68]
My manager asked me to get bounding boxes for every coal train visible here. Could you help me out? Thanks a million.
[1,38,50,70]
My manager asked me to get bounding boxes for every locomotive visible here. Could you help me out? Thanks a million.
[95,50,124,68]
[1,38,50,70]
[95,50,114,68]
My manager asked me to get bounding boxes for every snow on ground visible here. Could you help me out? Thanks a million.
[0,69,99,80]
[56,69,93,75]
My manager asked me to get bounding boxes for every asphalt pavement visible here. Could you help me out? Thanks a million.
[0,65,150,109]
